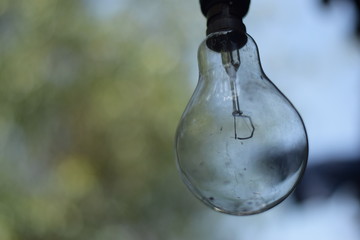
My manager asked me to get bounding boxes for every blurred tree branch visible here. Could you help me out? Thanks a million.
[322,0,360,38]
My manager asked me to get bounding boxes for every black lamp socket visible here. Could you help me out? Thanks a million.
[200,0,250,52]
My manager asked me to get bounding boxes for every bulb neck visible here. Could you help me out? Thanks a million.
[200,0,250,52]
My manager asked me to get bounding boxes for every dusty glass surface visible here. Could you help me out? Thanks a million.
[175,31,308,215]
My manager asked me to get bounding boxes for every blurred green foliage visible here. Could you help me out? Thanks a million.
[0,0,203,239]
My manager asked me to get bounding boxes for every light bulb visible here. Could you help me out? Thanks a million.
[175,29,308,215]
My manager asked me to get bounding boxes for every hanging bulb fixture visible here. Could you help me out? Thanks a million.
[175,0,308,215]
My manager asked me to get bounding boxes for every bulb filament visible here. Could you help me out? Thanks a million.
[221,50,255,140]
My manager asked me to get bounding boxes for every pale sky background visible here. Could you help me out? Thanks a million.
[246,0,360,162]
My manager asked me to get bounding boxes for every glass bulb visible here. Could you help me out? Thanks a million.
[175,30,308,215]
